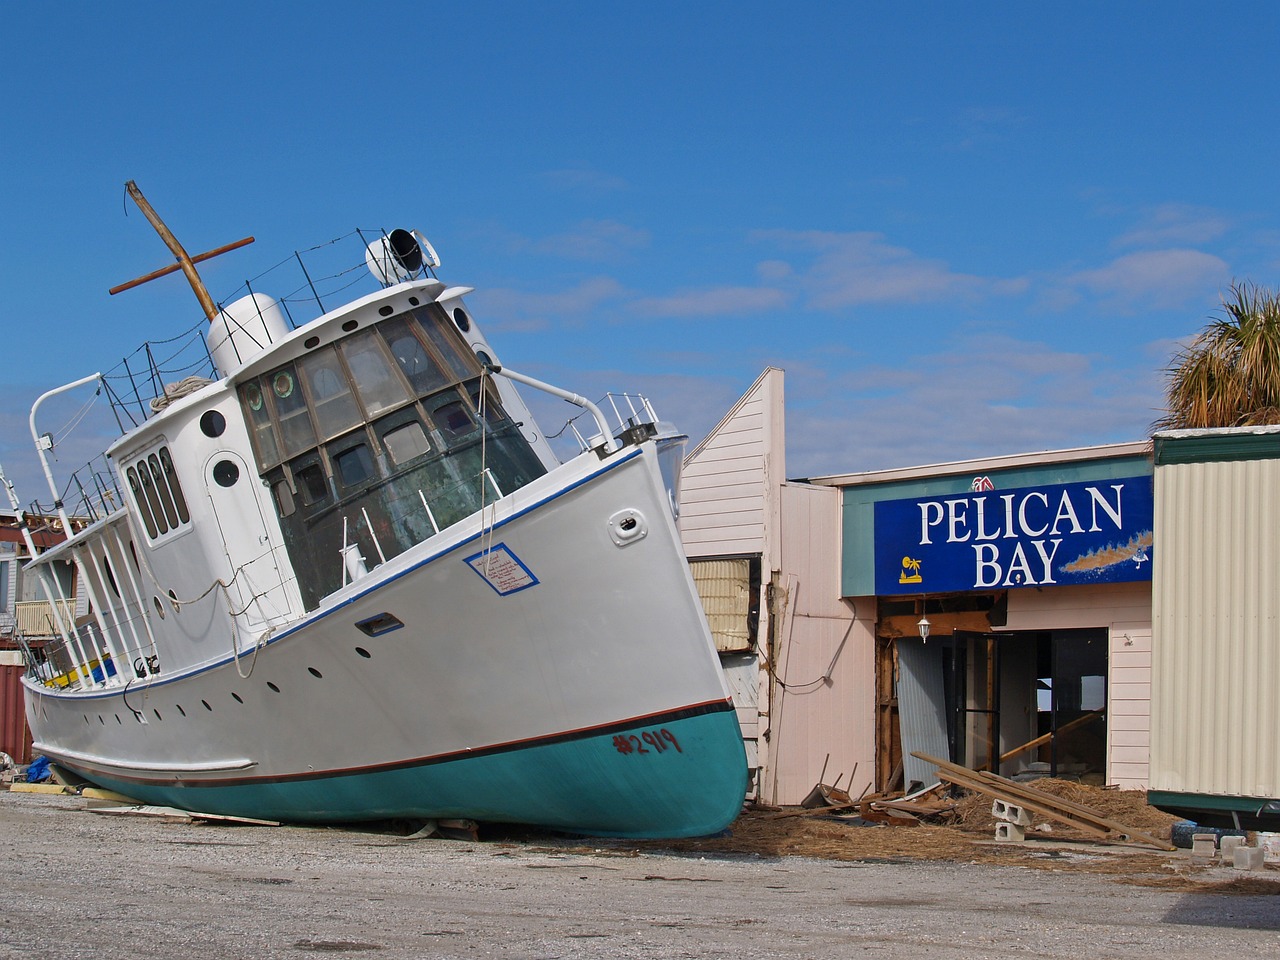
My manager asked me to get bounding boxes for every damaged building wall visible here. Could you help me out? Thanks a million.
[765,480,874,805]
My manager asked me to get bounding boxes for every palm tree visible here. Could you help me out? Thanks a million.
[1156,282,1280,430]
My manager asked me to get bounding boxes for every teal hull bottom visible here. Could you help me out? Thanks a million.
[69,704,748,839]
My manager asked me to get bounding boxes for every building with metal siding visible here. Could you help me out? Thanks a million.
[1148,426,1280,829]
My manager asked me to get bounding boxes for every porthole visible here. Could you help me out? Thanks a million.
[355,647,372,659]
[213,460,240,487]
[476,350,493,368]
[202,699,212,711]
[379,305,394,316]
[453,307,471,332]
[115,715,122,724]
[267,682,280,693]
[153,709,162,721]
[83,715,89,724]
[153,596,166,619]
[200,410,227,437]
[231,692,243,704]
[176,704,186,717]
[304,335,321,349]
[342,319,359,332]
[308,667,323,679]
[408,296,420,306]
[98,716,104,725]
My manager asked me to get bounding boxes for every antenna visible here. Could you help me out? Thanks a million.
[111,181,254,322]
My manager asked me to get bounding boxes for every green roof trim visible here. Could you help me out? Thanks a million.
[1154,431,1280,465]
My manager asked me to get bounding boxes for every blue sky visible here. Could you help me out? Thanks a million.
[3,3,1278,504]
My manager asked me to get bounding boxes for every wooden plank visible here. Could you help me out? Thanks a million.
[913,752,1173,850]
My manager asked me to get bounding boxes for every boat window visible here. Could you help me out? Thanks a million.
[240,379,282,469]
[158,448,190,523]
[331,440,376,491]
[127,466,158,539]
[339,332,411,417]
[416,308,480,381]
[101,554,120,597]
[381,420,431,466]
[429,394,478,442]
[272,365,318,458]
[125,445,193,542]
[136,459,169,535]
[468,379,505,425]
[292,456,329,507]
[382,317,449,395]
[148,454,180,529]
[299,348,362,438]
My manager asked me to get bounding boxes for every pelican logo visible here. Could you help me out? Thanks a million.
[972,476,994,492]
[899,556,923,585]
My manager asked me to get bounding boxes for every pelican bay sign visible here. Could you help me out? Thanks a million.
[873,475,1153,595]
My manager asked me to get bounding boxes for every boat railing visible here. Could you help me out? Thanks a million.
[552,392,663,453]
[26,229,438,519]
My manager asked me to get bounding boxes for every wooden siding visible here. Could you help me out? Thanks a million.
[1005,581,1152,789]
[679,368,783,563]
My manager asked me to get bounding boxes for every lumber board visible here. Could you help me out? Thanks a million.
[913,752,1173,850]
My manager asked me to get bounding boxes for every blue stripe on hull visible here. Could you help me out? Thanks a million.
[75,709,748,839]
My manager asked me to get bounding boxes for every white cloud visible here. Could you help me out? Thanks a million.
[1114,204,1233,249]
[751,230,1027,309]
[629,285,789,318]
[777,334,1165,478]
[1066,249,1229,312]
[471,276,626,330]
[530,219,651,262]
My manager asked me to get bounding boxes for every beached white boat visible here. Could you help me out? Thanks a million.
[10,184,746,837]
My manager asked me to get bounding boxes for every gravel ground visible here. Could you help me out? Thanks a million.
[2,790,1278,960]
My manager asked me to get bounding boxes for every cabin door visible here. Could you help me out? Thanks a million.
[203,451,291,627]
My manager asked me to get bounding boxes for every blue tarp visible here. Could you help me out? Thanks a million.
[26,755,51,783]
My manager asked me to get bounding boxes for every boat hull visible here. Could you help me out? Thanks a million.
[23,443,748,837]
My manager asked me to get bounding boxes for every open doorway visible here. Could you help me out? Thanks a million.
[951,628,1108,782]
[897,627,1109,788]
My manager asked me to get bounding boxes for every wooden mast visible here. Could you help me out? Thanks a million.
[114,181,253,322]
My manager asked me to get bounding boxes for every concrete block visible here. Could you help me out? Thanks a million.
[1191,834,1218,859]
[994,822,1026,842]
[1233,846,1266,871]
[991,800,1033,826]
[1219,835,1246,859]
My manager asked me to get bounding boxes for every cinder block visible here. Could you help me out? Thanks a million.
[994,822,1026,842]
[1233,846,1266,870]
[1220,835,1246,859]
[991,799,1033,826]
[1191,834,1218,859]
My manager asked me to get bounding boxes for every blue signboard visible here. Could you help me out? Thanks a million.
[873,475,1153,595]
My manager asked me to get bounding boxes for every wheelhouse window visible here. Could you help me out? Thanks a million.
[235,301,547,611]
[340,332,411,417]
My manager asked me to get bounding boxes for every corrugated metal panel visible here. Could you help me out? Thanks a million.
[895,639,950,790]
[690,559,753,652]
[0,663,33,764]
[1151,457,1280,799]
